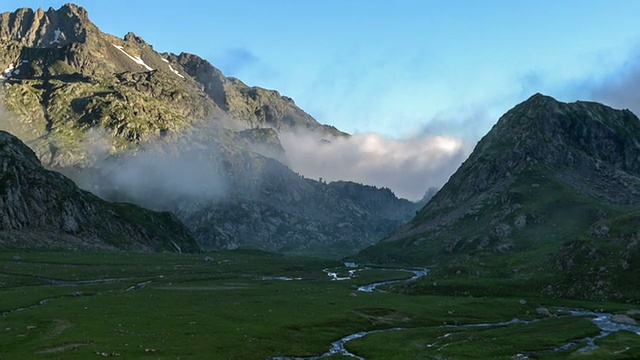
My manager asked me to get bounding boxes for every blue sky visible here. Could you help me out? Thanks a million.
[2,1,640,199]
[3,1,640,140]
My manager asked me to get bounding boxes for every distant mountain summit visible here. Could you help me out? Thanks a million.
[0,4,417,254]
[358,94,640,300]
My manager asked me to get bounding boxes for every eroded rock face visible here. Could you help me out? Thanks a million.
[0,130,200,252]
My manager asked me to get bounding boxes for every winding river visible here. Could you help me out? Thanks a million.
[357,267,429,292]
[271,265,640,360]
[322,264,428,291]
[272,266,430,359]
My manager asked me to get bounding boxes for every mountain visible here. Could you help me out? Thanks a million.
[0,4,417,254]
[0,4,343,167]
[357,94,640,301]
[183,178,418,253]
[0,130,199,252]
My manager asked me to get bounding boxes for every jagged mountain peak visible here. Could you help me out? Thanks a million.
[0,3,175,79]
[45,3,89,19]
[0,3,93,47]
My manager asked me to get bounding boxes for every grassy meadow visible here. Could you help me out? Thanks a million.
[0,250,638,359]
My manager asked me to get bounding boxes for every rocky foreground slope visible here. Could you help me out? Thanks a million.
[0,130,200,252]
[0,4,419,253]
[358,94,640,301]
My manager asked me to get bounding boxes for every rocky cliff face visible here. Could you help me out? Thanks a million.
[358,94,640,300]
[0,130,200,252]
[0,4,417,254]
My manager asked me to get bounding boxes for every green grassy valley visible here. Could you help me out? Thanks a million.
[1,251,639,359]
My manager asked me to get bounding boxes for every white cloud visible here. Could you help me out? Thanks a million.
[280,131,470,200]
[587,55,640,116]
[73,125,229,210]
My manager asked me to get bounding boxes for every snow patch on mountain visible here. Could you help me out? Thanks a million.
[112,44,153,71]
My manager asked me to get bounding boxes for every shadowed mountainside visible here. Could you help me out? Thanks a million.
[0,130,200,252]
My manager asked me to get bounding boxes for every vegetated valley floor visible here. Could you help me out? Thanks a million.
[0,250,639,359]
